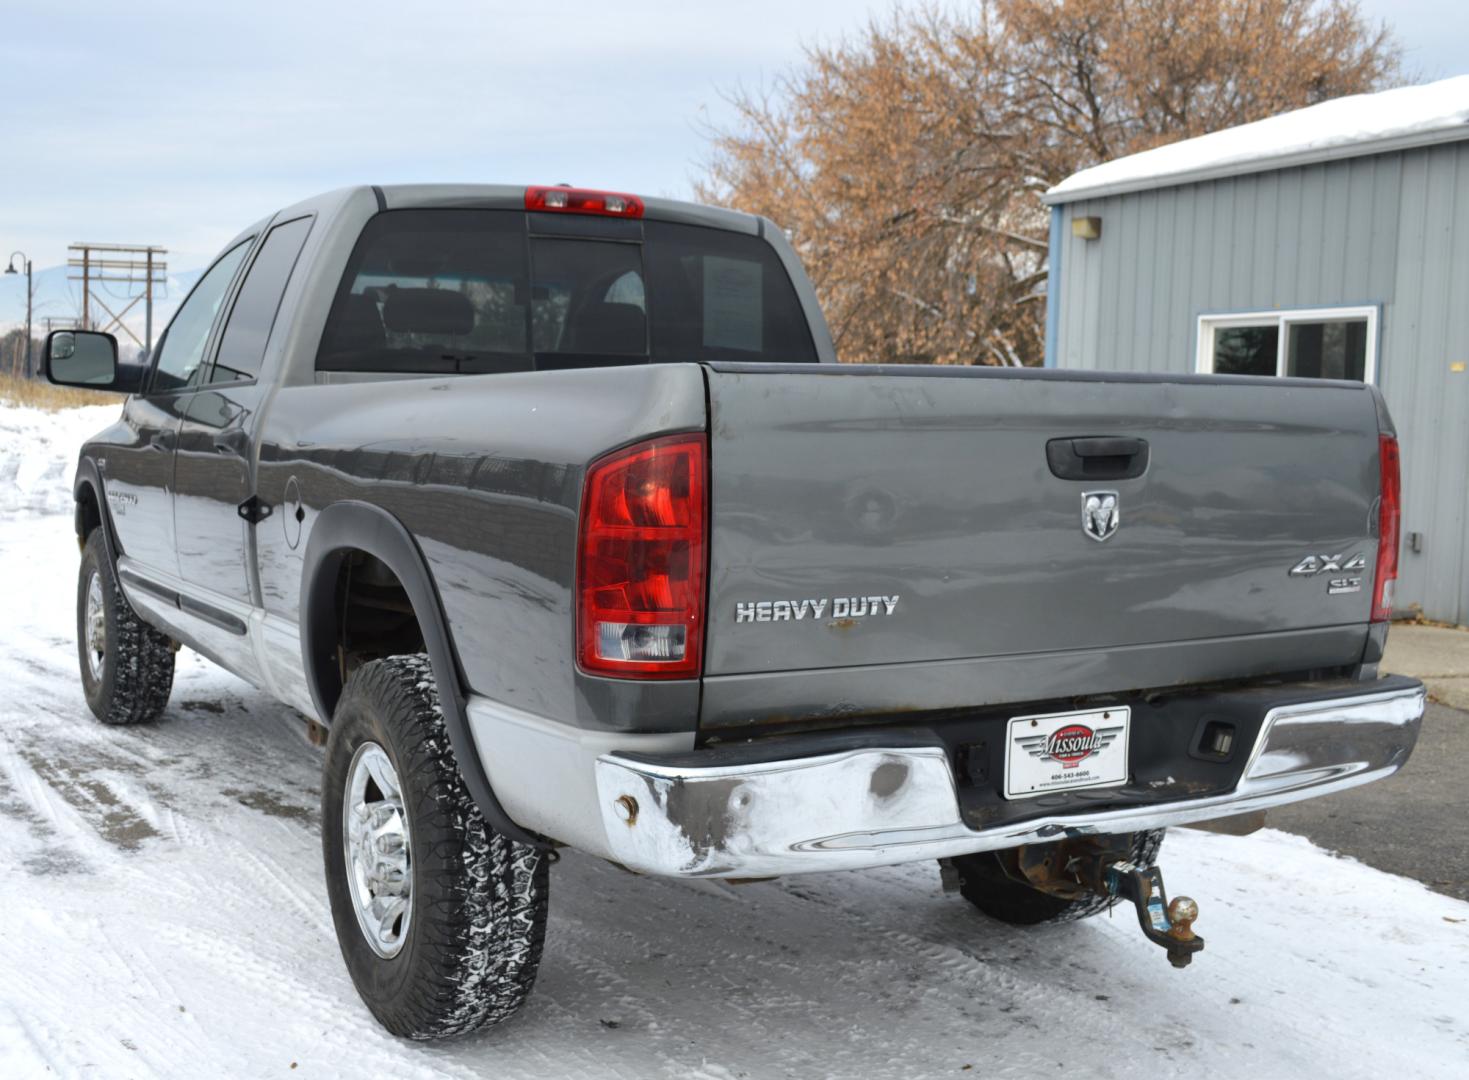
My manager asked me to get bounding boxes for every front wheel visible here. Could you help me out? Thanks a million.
[949,829,1167,926]
[77,528,175,725]
[321,654,549,1039]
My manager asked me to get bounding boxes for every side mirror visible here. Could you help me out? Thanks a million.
[45,330,148,394]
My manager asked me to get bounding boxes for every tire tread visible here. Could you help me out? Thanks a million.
[325,655,548,1039]
[80,530,174,726]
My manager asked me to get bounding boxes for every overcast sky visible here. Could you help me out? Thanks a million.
[1,0,1465,277]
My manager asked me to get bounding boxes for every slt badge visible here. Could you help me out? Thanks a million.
[1082,490,1120,542]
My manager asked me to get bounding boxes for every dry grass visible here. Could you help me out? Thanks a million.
[1399,609,1469,632]
[0,374,121,411]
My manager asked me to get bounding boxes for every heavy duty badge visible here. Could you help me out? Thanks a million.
[735,596,900,623]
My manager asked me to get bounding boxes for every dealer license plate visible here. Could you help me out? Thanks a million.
[1004,707,1131,800]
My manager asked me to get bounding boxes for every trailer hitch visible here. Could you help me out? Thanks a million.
[982,835,1205,968]
[1104,861,1204,969]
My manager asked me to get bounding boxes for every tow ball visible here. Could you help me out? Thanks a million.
[1104,861,1204,969]
[959,836,1206,968]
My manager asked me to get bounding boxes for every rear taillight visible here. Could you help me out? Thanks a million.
[1371,433,1401,623]
[577,434,707,678]
[525,185,645,218]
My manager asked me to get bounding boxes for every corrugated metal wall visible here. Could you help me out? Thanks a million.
[1053,141,1469,623]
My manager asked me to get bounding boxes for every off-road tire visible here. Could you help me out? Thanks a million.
[950,829,1166,926]
[77,528,175,725]
[322,654,549,1040]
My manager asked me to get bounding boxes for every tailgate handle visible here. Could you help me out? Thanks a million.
[1046,436,1149,481]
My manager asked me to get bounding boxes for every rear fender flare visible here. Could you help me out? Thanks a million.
[300,500,547,848]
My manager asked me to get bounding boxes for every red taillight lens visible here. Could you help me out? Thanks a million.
[577,434,706,678]
[1371,433,1401,623]
[525,185,645,219]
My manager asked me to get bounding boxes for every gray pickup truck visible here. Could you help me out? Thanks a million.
[47,183,1423,1040]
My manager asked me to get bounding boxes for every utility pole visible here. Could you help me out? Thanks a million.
[145,247,154,354]
[4,251,32,378]
[67,242,167,354]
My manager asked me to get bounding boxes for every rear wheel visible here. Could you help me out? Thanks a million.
[321,654,548,1039]
[77,529,175,725]
[950,829,1166,926]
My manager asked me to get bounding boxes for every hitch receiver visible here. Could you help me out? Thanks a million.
[1105,861,1204,968]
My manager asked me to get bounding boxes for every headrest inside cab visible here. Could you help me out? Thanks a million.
[382,287,475,336]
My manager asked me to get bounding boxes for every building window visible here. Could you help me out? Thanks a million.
[1196,306,1378,383]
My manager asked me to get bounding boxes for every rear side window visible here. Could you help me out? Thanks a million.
[644,221,816,364]
[317,210,816,374]
[318,210,531,375]
[210,216,313,384]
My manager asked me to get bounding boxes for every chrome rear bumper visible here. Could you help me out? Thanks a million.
[594,683,1424,878]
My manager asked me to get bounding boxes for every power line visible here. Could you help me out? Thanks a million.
[67,242,167,353]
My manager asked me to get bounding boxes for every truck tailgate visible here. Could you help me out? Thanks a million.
[702,364,1383,681]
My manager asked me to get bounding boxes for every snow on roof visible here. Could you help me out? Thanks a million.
[1044,76,1469,204]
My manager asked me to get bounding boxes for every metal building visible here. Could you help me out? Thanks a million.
[1043,77,1469,624]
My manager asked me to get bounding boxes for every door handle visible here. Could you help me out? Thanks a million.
[213,429,251,456]
[1046,436,1149,481]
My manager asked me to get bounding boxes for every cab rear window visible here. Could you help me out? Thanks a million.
[317,210,817,374]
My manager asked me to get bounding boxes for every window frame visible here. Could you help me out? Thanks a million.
[315,209,819,377]
[1194,305,1380,384]
[202,213,316,391]
[145,237,257,397]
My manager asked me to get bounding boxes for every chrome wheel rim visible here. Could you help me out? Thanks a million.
[343,742,413,959]
[84,570,106,683]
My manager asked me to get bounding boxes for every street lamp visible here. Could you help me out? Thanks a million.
[4,251,33,379]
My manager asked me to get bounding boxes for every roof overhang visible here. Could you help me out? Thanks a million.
[1044,76,1469,206]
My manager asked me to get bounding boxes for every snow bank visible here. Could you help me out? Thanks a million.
[1047,75,1469,203]
[0,401,120,517]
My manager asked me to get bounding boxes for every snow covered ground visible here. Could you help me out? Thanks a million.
[1,401,1467,1079]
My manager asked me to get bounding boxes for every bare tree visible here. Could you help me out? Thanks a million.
[698,0,1400,366]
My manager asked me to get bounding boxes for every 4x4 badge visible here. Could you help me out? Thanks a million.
[1290,552,1367,577]
[1082,490,1120,542]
